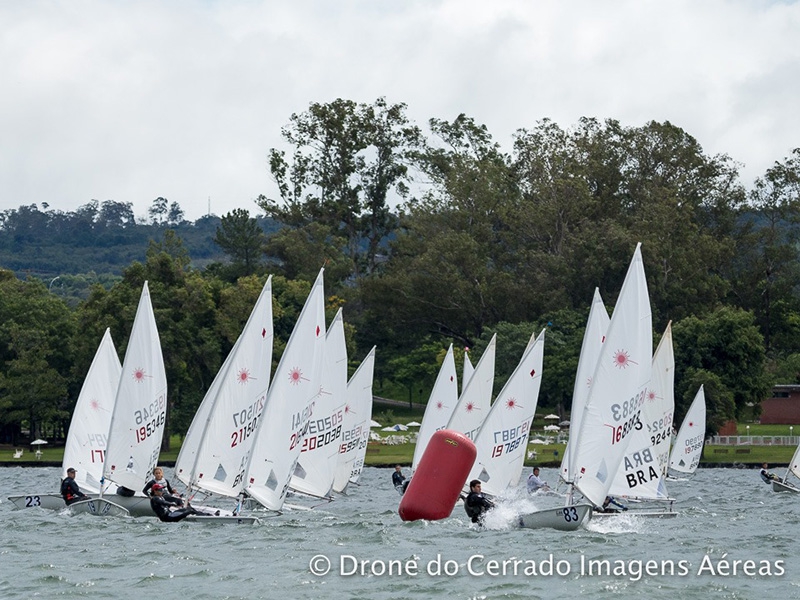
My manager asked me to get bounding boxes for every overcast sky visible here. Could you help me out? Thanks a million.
[2,0,799,222]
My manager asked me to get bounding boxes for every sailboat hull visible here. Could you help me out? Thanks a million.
[593,509,678,518]
[7,493,153,517]
[773,480,800,493]
[184,514,260,524]
[68,497,131,517]
[518,504,593,531]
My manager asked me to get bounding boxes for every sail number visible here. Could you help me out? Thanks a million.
[339,425,365,454]
[230,415,260,448]
[135,410,165,443]
[609,410,641,445]
[232,397,265,427]
[562,507,580,522]
[610,392,644,422]
[301,425,342,452]
[491,436,525,458]
[134,394,166,425]
[230,397,266,448]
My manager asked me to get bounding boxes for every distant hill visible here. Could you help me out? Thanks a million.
[0,204,280,303]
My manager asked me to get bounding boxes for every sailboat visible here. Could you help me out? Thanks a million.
[243,268,327,512]
[333,347,376,493]
[171,276,274,523]
[773,442,800,493]
[411,345,459,472]
[445,335,497,441]
[469,329,545,495]
[602,322,676,517]
[7,329,122,512]
[463,348,474,392]
[566,243,653,521]
[668,385,706,476]
[70,281,168,517]
[559,289,610,485]
[289,308,348,500]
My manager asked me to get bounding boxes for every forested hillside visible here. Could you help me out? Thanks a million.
[1,98,799,449]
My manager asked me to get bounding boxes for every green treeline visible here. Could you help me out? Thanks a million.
[1,97,799,446]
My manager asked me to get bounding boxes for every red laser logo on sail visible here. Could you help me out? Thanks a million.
[613,350,637,369]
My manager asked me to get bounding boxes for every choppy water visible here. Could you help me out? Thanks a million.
[0,466,797,599]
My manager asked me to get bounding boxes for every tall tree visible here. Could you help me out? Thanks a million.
[260,97,423,282]
[732,148,800,352]
[213,209,266,277]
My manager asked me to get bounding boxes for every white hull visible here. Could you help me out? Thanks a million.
[184,514,260,524]
[8,493,153,517]
[773,480,800,493]
[68,497,131,517]
[593,509,678,518]
[518,504,593,531]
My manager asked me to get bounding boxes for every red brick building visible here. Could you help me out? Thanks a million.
[760,385,800,424]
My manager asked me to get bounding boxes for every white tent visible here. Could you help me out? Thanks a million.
[370,420,382,428]
[406,421,422,427]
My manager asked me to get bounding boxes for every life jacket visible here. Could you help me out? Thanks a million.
[60,478,75,501]
[463,493,485,520]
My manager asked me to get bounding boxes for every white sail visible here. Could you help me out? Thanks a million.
[469,329,545,495]
[571,244,652,507]
[244,269,326,511]
[446,334,496,441]
[561,289,610,483]
[607,322,674,500]
[290,308,348,498]
[174,276,274,498]
[411,345,459,471]
[646,323,675,473]
[463,349,474,393]
[786,442,800,482]
[103,281,168,492]
[669,385,706,474]
[334,347,376,490]
[63,328,122,493]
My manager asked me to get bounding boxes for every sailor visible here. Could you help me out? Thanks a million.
[464,480,494,524]
[760,463,780,484]
[60,467,87,505]
[596,496,628,513]
[526,467,549,493]
[392,465,406,493]
[149,484,198,522]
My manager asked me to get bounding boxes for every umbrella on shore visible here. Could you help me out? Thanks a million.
[30,439,48,446]
[544,425,561,431]
[544,414,559,420]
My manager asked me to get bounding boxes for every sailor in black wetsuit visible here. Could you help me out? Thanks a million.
[392,465,406,493]
[149,484,197,522]
[60,467,87,505]
[760,463,780,484]
[464,479,494,524]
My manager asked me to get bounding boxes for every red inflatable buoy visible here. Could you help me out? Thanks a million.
[398,429,476,521]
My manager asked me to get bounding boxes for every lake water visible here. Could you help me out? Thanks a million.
[0,466,797,599]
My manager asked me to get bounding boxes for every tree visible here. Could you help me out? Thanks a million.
[672,307,771,419]
[168,201,185,226]
[213,209,266,277]
[260,97,423,283]
[732,148,800,352]
[148,197,168,226]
